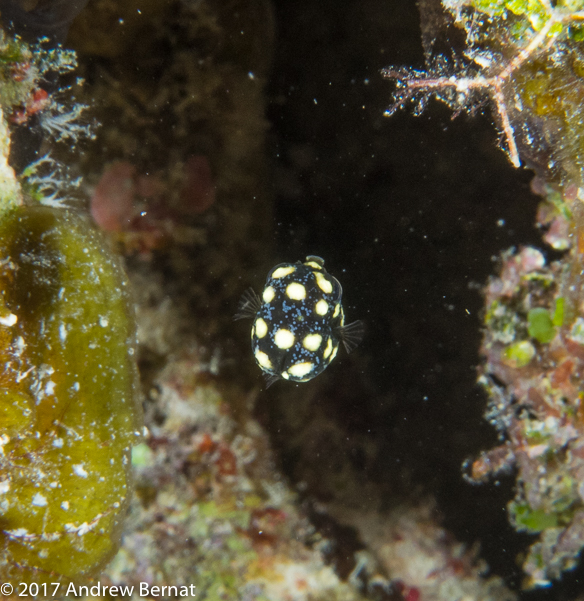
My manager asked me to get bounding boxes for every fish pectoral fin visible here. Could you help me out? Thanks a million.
[337,320,365,353]
[264,373,281,388]
[233,287,262,320]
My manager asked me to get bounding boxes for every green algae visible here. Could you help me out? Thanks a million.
[527,307,556,343]
[509,502,559,533]
[0,205,141,586]
[503,340,536,367]
[552,297,565,326]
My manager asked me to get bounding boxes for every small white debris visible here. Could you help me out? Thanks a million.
[14,336,26,354]
[76,522,93,536]
[99,317,109,328]
[32,493,48,507]
[65,518,100,537]
[52,437,64,448]
[0,313,17,326]
[72,464,88,478]
[0,480,10,494]
[0,433,9,455]
[61,501,69,510]
[6,528,31,540]
[15,366,34,383]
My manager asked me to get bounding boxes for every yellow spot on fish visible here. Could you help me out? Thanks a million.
[274,328,295,349]
[286,282,306,300]
[315,272,333,294]
[315,299,328,315]
[323,338,333,359]
[303,333,322,351]
[255,318,268,338]
[330,345,339,362]
[255,349,272,369]
[288,362,314,378]
[272,266,295,279]
[305,260,322,270]
[333,303,341,318]
[281,372,290,380]
[263,286,275,303]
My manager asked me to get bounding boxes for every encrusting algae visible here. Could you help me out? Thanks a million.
[0,205,141,587]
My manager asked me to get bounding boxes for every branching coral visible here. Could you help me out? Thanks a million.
[384,0,584,180]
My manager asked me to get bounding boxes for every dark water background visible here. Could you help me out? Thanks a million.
[262,0,583,598]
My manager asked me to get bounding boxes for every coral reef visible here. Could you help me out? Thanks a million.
[0,25,141,589]
[384,0,584,589]
[330,501,517,601]
[384,0,584,181]
[94,352,367,601]
[46,2,514,599]
[69,0,274,324]
[5,0,580,598]
[469,236,584,587]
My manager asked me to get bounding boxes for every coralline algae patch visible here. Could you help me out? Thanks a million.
[332,502,517,601]
[93,355,365,601]
[472,243,584,587]
[0,205,141,585]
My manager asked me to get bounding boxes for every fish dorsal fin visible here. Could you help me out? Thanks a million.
[337,320,365,354]
[233,287,262,320]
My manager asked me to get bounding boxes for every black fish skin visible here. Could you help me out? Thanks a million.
[237,256,363,385]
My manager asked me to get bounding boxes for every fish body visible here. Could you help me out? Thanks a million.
[235,256,363,386]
